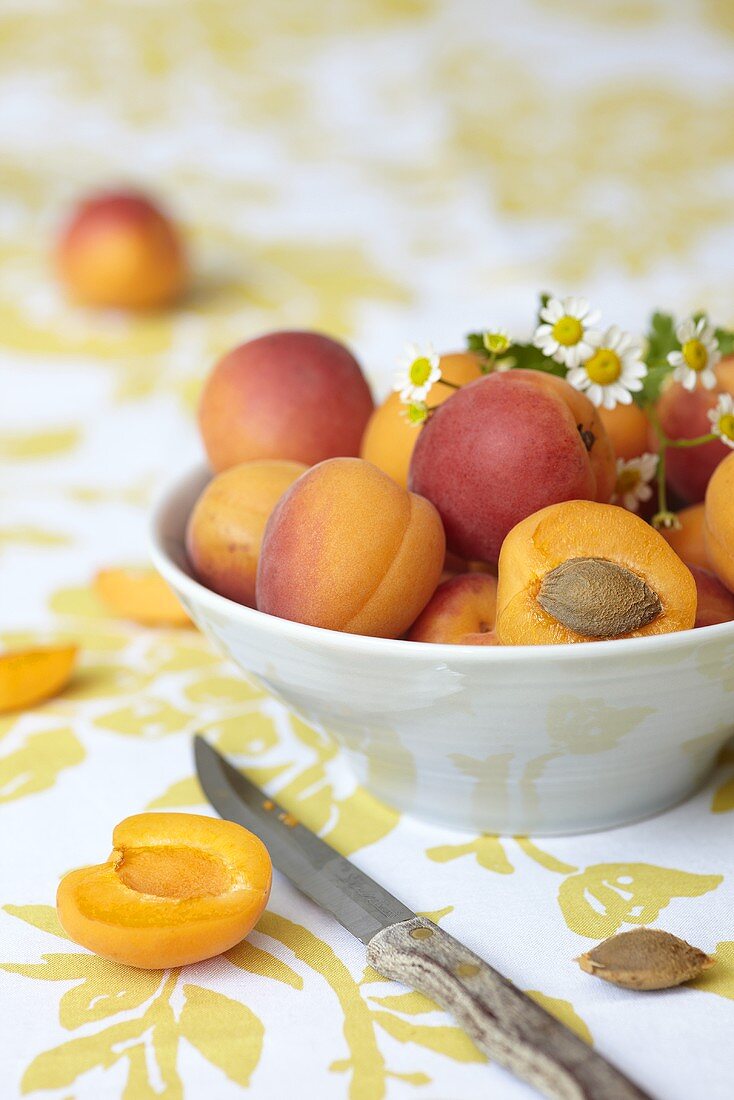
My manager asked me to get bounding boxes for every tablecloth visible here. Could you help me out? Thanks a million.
[2,2,734,1097]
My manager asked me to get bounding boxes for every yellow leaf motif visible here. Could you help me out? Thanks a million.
[143,638,220,673]
[205,712,279,756]
[0,427,81,460]
[426,835,513,874]
[48,584,109,618]
[178,984,264,1087]
[712,775,734,813]
[558,863,723,938]
[693,941,734,1000]
[372,1011,485,1063]
[0,526,71,549]
[369,991,436,1015]
[21,1016,148,1094]
[526,991,593,1045]
[146,775,205,809]
[547,696,654,754]
[4,904,69,940]
[93,699,192,737]
[184,674,264,705]
[0,728,84,802]
[227,939,304,990]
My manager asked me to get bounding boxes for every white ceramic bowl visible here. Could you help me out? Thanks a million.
[151,465,734,836]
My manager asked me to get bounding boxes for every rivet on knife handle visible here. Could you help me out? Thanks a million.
[367,916,652,1100]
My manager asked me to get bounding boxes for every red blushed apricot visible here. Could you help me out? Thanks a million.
[689,566,734,628]
[257,457,445,638]
[56,190,187,310]
[56,813,271,969]
[598,402,653,461]
[408,574,498,644]
[496,500,696,645]
[409,370,615,565]
[186,460,307,607]
[660,503,709,571]
[704,451,734,594]
[653,358,734,503]
[360,352,483,487]
[198,331,374,472]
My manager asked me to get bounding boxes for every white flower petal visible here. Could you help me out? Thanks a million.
[565,367,588,389]
[586,383,604,407]
[623,491,640,512]
[541,298,564,323]
[682,370,697,392]
[700,368,717,390]
[676,318,696,343]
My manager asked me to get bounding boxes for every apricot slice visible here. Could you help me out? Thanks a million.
[0,644,77,713]
[94,568,191,627]
[57,813,272,969]
[704,452,734,594]
[408,574,498,644]
[496,500,696,645]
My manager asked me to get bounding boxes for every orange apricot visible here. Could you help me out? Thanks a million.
[0,645,77,713]
[57,813,272,969]
[186,460,307,607]
[257,457,445,637]
[704,451,734,593]
[598,402,652,461]
[56,190,187,310]
[360,352,483,487]
[94,568,191,627]
[689,565,734,628]
[660,503,709,571]
[408,573,498,644]
[496,500,696,645]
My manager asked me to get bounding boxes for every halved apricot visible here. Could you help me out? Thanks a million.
[94,568,191,627]
[0,644,77,713]
[496,500,696,645]
[57,813,271,969]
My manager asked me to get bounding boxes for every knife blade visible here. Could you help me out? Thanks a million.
[194,735,651,1100]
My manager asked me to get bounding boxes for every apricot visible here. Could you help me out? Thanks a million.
[704,451,734,593]
[654,357,734,502]
[496,500,696,645]
[689,566,734,628]
[598,402,652,461]
[409,370,616,564]
[198,331,374,472]
[57,813,271,969]
[360,352,483,487]
[56,190,187,310]
[408,574,498,645]
[257,457,445,637]
[186,460,306,607]
[94,568,191,627]
[0,645,77,713]
[660,503,709,570]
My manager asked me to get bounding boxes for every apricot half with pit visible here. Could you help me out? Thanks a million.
[57,813,272,969]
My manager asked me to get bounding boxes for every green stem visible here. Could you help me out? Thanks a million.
[646,408,717,517]
[667,432,718,449]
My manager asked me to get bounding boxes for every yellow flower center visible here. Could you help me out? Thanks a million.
[551,316,583,346]
[718,413,734,442]
[682,338,708,373]
[585,348,622,385]
[483,331,510,354]
[409,357,433,387]
[616,467,641,494]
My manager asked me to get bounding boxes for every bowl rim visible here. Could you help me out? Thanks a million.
[149,462,734,665]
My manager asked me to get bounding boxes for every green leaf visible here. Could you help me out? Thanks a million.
[635,310,679,407]
[179,984,264,1087]
[716,327,734,357]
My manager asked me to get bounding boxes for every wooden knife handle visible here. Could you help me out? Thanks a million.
[367,916,652,1100]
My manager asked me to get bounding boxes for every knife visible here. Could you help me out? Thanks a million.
[194,735,651,1100]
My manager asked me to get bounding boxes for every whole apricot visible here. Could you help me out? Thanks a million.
[56,813,272,969]
[56,190,187,310]
[689,565,734,628]
[496,500,696,645]
[409,370,615,564]
[660,503,709,570]
[408,573,498,645]
[654,358,734,502]
[598,402,652,461]
[360,352,483,487]
[198,331,374,472]
[186,460,307,607]
[704,451,734,593]
[256,457,445,637]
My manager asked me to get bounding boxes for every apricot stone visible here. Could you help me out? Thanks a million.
[257,458,445,637]
[360,352,483,487]
[704,451,734,594]
[408,573,498,645]
[198,331,374,472]
[409,369,615,564]
[56,190,187,310]
[186,460,307,607]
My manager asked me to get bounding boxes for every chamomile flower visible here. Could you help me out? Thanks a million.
[565,326,647,410]
[482,329,511,355]
[708,392,734,448]
[667,316,720,391]
[611,453,658,513]
[401,400,429,426]
[393,343,441,403]
[533,296,601,368]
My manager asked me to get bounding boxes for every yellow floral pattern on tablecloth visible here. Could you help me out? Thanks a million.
[2,2,734,1098]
